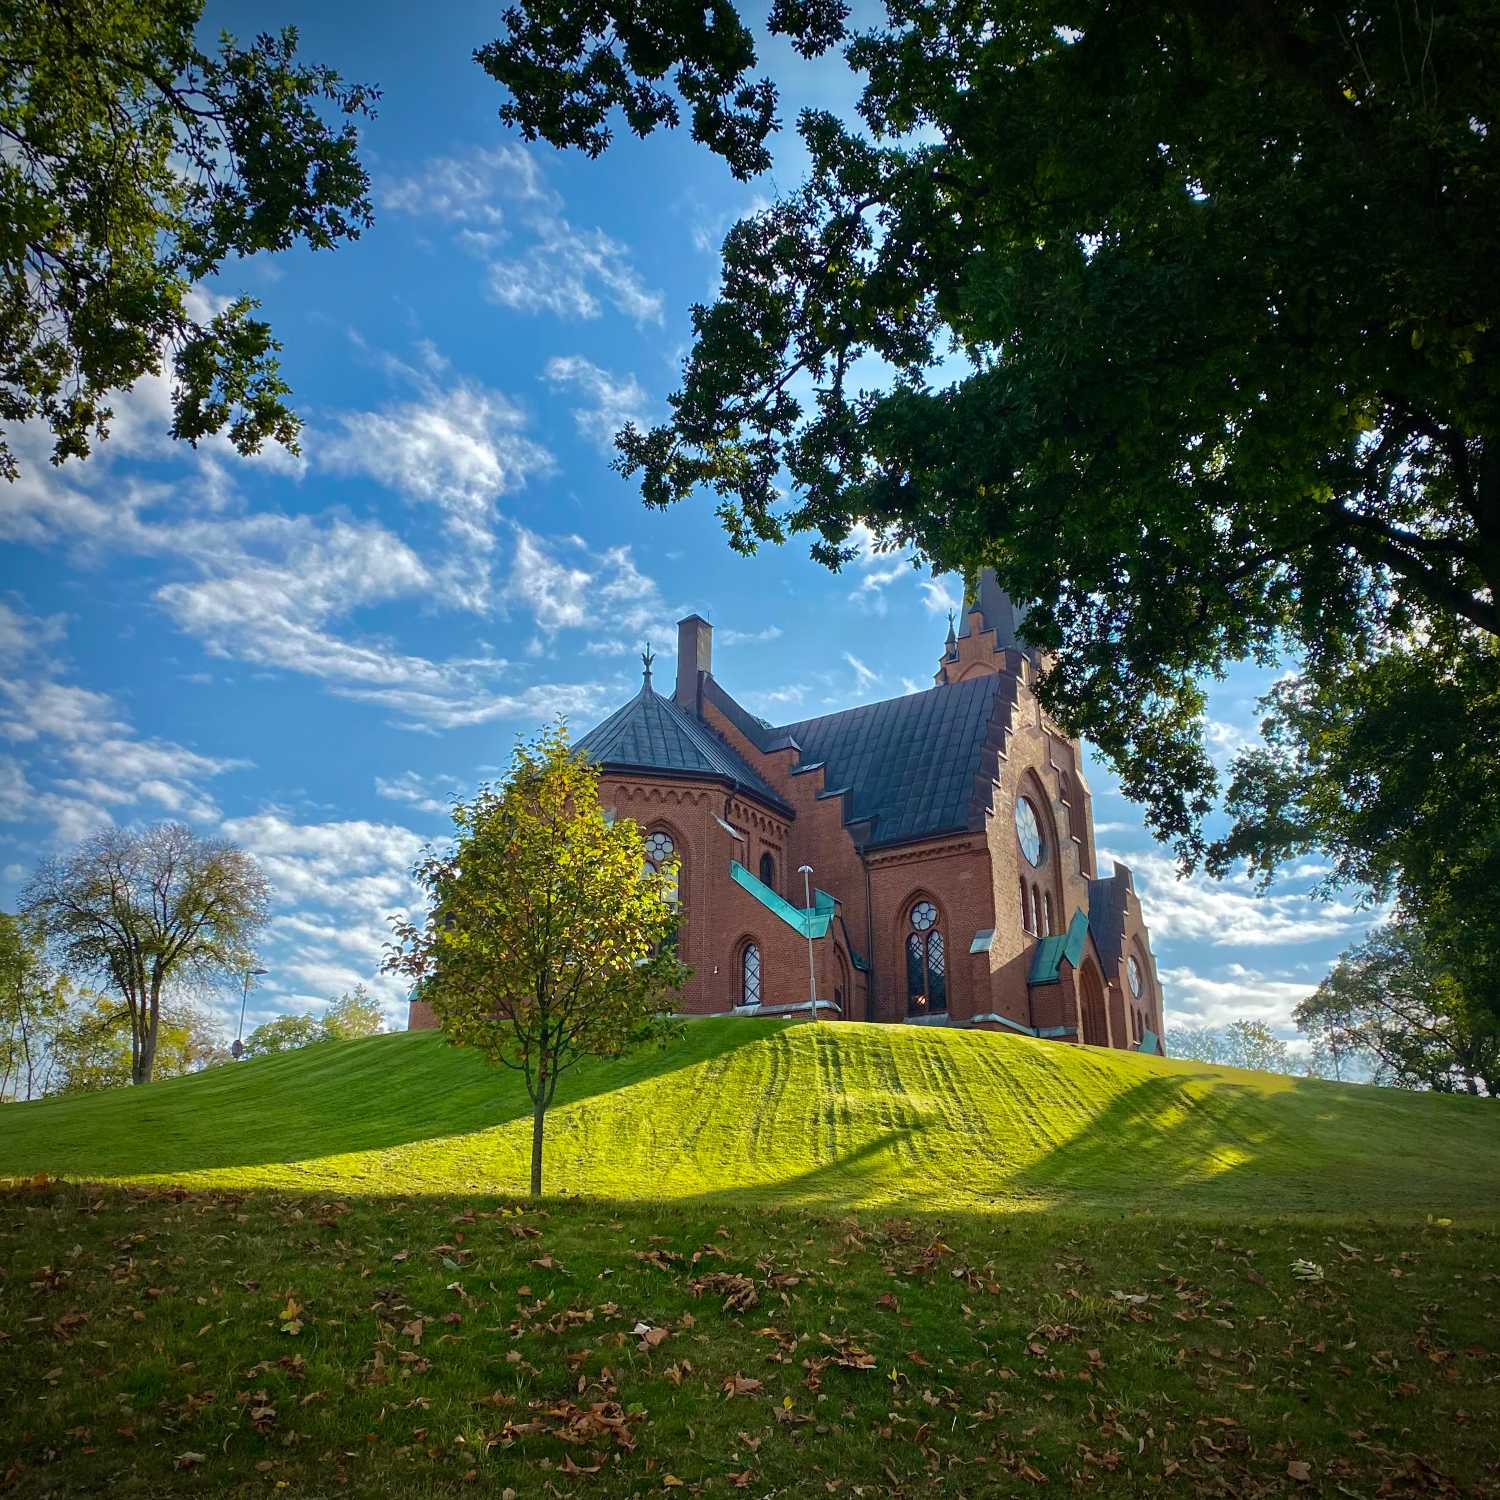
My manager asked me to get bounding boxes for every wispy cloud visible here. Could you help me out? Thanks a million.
[386,144,663,328]
[1104,846,1368,949]
[844,652,880,691]
[374,770,468,817]
[719,625,783,646]
[321,377,552,552]
[542,356,650,454]
[1160,962,1315,1031]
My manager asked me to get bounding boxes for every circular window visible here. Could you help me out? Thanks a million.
[643,831,675,867]
[1014,797,1043,867]
[1128,954,1143,998]
[910,900,937,931]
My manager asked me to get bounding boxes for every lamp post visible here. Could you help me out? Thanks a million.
[231,967,268,1059]
[798,864,818,1019]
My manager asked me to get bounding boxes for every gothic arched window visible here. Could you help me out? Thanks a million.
[643,828,680,951]
[1042,889,1054,936]
[740,941,762,1007]
[905,900,947,1016]
[759,851,776,891]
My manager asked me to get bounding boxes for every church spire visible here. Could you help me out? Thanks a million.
[641,642,655,690]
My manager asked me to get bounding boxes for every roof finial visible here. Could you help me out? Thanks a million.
[641,642,655,688]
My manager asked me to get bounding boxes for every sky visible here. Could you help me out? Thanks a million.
[0,0,1377,1041]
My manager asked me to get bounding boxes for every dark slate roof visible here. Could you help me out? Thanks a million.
[576,684,791,815]
[1087,864,1133,972]
[774,673,1011,848]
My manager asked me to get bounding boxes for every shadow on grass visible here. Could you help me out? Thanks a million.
[0,1018,777,1180]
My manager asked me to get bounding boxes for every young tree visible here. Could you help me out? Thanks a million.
[480,1,1500,983]
[322,983,385,1041]
[386,725,684,1197]
[23,823,269,1085]
[0,0,378,480]
[1296,919,1499,1097]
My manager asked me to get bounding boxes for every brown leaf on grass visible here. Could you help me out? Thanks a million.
[174,1451,206,1470]
[401,1318,425,1345]
[1287,1460,1313,1481]
[723,1374,763,1398]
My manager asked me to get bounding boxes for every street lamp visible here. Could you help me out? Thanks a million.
[231,967,268,1059]
[798,865,818,1019]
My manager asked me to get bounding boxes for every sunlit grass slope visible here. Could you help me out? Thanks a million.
[4,1017,1497,1214]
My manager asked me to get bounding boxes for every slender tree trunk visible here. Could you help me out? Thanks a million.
[529,1094,546,1198]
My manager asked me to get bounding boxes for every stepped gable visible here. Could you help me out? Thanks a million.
[773,674,1012,848]
[575,675,792,816]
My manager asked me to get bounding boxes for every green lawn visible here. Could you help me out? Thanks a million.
[3,1017,1498,1214]
[2,1018,1498,1497]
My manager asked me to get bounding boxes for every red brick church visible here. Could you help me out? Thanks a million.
[410,572,1164,1051]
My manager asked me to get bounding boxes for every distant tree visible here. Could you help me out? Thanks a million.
[24,823,269,1084]
[0,912,67,1101]
[0,0,378,480]
[386,724,684,1197]
[1211,631,1500,1023]
[241,983,385,1058]
[1166,1020,1298,1076]
[483,0,1500,985]
[322,983,384,1041]
[1296,918,1499,1097]
[50,993,229,1096]
[242,1013,322,1059]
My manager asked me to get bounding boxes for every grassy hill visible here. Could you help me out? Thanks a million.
[4,1018,1499,1497]
[4,1015,1498,1215]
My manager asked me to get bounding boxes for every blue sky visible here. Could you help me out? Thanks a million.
[0,0,1375,1038]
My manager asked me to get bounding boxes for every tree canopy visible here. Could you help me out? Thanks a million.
[386,725,683,1196]
[23,822,268,1084]
[480,0,1500,906]
[0,0,377,478]
[1296,917,1499,1096]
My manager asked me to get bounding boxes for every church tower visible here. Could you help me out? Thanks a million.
[934,568,1041,685]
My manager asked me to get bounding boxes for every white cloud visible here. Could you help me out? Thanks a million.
[0,615,245,841]
[375,770,467,816]
[222,812,431,1025]
[379,143,553,224]
[844,652,880,691]
[919,576,961,616]
[542,356,650,453]
[719,625,783,647]
[505,527,677,653]
[322,379,552,550]
[385,144,663,328]
[1160,962,1316,1031]
[486,220,663,325]
[1104,846,1368,949]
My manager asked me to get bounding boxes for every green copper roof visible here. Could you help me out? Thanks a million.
[1028,908,1091,984]
[729,859,835,938]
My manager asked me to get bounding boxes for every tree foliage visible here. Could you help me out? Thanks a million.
[0,911,66,1101]
[1296,917,1499,1096]
[481,0,1500,903]
[322,982,384,1041]
[48,992,229,1096]
[0,0,377,479]
[23,822,268,1085]
[1165,1020,1302,1077]
[242,983,385,1057]
[386,724,684,1196]
[1210,627,1500,1015]
[242,1012,323,1059]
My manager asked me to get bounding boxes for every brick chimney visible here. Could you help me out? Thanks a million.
[675,614,712,714]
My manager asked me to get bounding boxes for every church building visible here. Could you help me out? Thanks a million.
[410,572,1164,1051]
